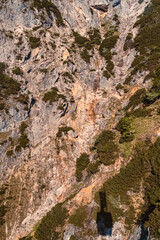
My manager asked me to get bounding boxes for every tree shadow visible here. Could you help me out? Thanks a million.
[96,192,113,236]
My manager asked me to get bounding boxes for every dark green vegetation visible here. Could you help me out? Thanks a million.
[99,34,118,77]
[94,130,119,165]
[0,62,20,97]
[69,206,86,227]
[42,87,66,104]
[28,36,41,49]
[123,33,133,51]
[0,205,6,227]
[95,138,160,235]
[116,116,134,143]
[87,28,101,45]
[12,67,23,76]
[62,72,74,83]
[75,153,90,181]
[14,122,29,152]
[0,62,22,111]
[87,160,100,174]
[80,49,91,63]
[34,204,68,240]
[56,126,74,138]
[30,0,64,27]
[127,0,160,87]
[125,88,146,111]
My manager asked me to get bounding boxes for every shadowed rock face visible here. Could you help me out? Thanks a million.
[96,192,113,236]
[0,0,151,239]
[91,4,109,12]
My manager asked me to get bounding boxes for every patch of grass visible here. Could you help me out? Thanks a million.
[69,206,86,227]
[34,203,68,240]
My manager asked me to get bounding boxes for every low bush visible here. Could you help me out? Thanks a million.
[6,150,13,157]
[116,83,123,91]
[125,88,146,111]
[28,36,41,49]
[95,130,119,165]
[116,116,134,143]
[56,126,74,138]
[87,160,100,174]
[75,153,89,181]
[30,0,64,27]
[12,67,23,76]
[80,49,91,63]
[18,135,29,148]
[42,87,66,104]
[34,203,68,240]
[19,122,28,135]
[69,206,86,227]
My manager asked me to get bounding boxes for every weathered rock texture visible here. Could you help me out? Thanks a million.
[0,0,152,239]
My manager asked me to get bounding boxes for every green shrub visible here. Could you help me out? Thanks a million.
[0,205,6,218]
[125,88,146,111]
[116,83,123,91]
[95,130,115,146]
[128,108,152,118]
[28,36,41,49]
[99,35,118,61]
[103,70,111,79]
[0,62,6,74]
[43,87,66,104]
[87,160,100,174]
[17,94,29,106]
[18,135,29,148]
[56,126,74,138]
[12,67,23,76]
[30,0,64,27]
[62,72,74,82]
[19,122,28,135]
[34,203,68,240]
[69,206,86,227]
[88,28,101,45]
[94,130,119,165]
[0,102,5,110]
[75,153,89,181]
[116,116,134,143]
[15,145,22,153]
[80,49,91,63]
[6,150,13,157]
[106,60,114,75]
[73,31,91,48]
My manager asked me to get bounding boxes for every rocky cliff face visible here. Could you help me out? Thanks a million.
[0,0,156,239]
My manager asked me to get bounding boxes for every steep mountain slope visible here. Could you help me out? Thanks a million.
[0,0,160,239]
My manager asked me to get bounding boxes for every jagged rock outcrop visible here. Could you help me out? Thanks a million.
[0,0,154,239]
